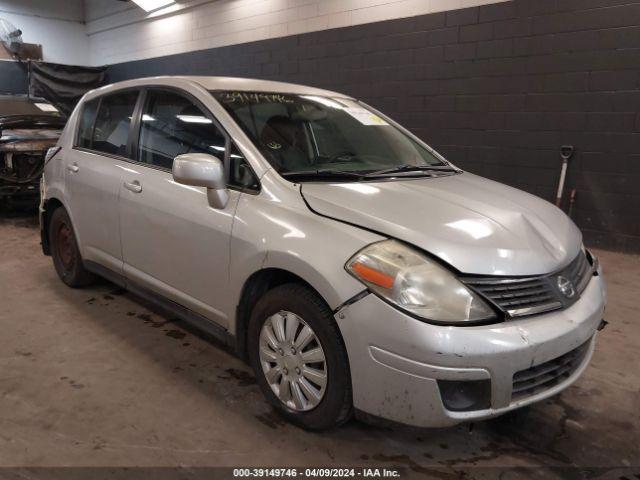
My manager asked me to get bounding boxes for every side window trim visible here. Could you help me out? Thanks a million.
[128,89,147,162]
[88,97,102,151]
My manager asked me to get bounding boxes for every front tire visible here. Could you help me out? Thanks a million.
[248,283,352,430]
[49,207,95,287]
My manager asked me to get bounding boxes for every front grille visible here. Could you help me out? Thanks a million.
[511,340,591,401]
[566,248,592,294]
[463,249,595,319]
[463,277,560,317]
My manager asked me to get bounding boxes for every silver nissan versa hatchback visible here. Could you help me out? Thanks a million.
[40,76,607,430]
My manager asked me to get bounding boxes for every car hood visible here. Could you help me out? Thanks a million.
[300,172,582,276]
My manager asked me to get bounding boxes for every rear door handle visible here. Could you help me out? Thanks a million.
[66,163,79,173]
[123,180,142,193]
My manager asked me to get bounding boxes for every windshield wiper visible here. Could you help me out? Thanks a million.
[364,164,457,177]
[280,169,364,181]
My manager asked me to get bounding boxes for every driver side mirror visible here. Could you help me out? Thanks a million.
[172,153,229,209]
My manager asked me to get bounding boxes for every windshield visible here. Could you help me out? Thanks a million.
[211,91,449,179]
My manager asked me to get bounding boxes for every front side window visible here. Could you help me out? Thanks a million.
[212,91,448,181]
[138,90,227,170]
[92,90,139,157]
[137,90,259,190]
[228,143,260,191]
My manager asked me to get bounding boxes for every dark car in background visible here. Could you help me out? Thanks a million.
[0,95,66,206]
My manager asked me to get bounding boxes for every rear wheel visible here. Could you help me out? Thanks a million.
[248,283,352,430]
[49,207,95,287]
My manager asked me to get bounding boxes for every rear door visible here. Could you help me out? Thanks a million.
[64,90,139,273]
[118,88,243,326]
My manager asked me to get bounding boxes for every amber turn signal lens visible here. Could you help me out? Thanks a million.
[351,262,395,289]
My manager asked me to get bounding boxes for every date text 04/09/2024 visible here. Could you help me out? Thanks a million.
[232,468,402,478]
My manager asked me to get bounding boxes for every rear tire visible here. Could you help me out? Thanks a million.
[248,283,353,430]
[49,207,95,287]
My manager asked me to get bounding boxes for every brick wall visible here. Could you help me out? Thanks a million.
[107,0,640,252]
[86,0,509,66]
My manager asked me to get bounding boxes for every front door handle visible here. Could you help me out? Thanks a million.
[66,163,79,173]
[123,180,142,193]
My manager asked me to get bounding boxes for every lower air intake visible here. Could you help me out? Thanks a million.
[511,339,591,401]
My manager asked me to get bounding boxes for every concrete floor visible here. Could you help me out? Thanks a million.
[0,212,638,479]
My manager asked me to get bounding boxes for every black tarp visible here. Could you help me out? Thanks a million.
[28,61,106,116]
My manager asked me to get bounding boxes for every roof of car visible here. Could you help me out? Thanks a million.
[90,76,351,99]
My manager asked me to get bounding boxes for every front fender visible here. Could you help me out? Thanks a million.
[260,249,357,310]
[227,174,384,332]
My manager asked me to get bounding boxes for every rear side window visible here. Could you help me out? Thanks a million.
[76,98,99,149]
[92,90,139,157]
[138,90,227,170]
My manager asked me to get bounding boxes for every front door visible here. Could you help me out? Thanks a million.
[118,89,239,327]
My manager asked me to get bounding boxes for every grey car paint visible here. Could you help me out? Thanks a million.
[301,172,583,276]
[41,76,606,428]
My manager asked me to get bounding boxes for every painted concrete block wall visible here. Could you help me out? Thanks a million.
[106,0,640,252]
[0,0,88,64]
[85,0,510,66]
[0,59,28,94]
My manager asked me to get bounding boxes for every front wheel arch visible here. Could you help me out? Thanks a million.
[41,197,65,255]
[48,205,95,287]
[247,282,353,429]
[235,268,321,360]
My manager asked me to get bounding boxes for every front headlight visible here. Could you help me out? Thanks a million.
[346,240,496,324]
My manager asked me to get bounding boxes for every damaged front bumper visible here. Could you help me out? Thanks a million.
[336,268,606,428]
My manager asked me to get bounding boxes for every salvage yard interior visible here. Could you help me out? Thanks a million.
[1,0,640,478]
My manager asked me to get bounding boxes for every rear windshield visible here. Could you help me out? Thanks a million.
[211,91,445,175]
